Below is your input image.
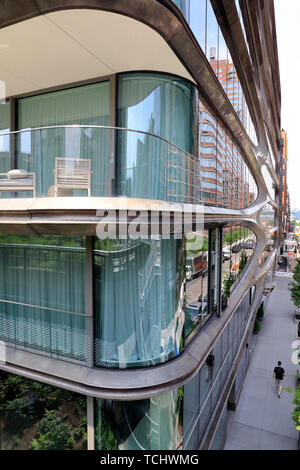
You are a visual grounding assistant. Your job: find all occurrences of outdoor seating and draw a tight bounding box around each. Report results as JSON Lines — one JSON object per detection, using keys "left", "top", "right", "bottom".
{"left": 0, "top": 170, "right": 36, "bottom": 197}
{"left": 53, "top": 158, "right": 92, "bottom": 197}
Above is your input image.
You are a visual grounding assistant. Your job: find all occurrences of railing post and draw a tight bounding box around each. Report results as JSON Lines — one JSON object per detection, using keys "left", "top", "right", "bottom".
{"left": 86, "top": 236, "right": 94, "bottom": 367}
{"left": 87, "top": 395, "right": 95, "bottom": 450}
{"left": 108, "top": 74, "right": 117, "bottom": 196}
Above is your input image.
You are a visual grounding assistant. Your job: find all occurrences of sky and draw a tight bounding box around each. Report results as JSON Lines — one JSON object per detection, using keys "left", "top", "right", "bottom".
{"left": 274, "top": 0, "right": 300, "bottom": 211}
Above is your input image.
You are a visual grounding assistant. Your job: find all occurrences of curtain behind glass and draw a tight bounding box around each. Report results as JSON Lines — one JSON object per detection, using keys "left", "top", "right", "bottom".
{"left": 17, "top": 82, "right": 110, "bottom": 196}
{"left": 94, "top": 238, "right": 184, "bottom": 368}
{"left": 0, "top": 236, "right": 86, "bottom": 361}
{"left": 118, "top": 73, "right": 196, "bottom": 202}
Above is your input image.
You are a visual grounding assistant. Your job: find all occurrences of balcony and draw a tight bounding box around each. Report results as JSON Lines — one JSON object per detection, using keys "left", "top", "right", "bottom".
{"left": 0, "top": 125, "right": 199, "bottom": 204}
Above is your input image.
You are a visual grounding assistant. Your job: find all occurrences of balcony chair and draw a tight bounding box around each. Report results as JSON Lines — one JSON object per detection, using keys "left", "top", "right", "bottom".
{"left": 53, "top": 157, "right": 92, "bottom": 197}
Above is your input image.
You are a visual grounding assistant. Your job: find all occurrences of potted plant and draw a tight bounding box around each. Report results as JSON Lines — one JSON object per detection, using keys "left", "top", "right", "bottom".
{"left": 257, "top": 304, "right": 264, "bottom": 321}
{"left": 253, "top": 318, "right": 260, "bottom": 334}
{"left": 289, "top": 260, "right": 300, "bottom": 320}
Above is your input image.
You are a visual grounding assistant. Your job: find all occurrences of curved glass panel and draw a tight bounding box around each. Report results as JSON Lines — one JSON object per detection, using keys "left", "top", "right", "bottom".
{"left": 94, "top": 237, "right": 185, "bottom": 368}
{"left": 0, "top": 123, "right": 257, "bottom": 207}
{"left": 95, "top": 388, "right": 183, "bottom": 450}
{"left": 118, "top": 73, "right": 196, "bottom": 202}
{"left": 0, "top": 71, "right": 257, "bottom": 207}
{"left": 118, "top": 73, "right": 196, "bottom": 153}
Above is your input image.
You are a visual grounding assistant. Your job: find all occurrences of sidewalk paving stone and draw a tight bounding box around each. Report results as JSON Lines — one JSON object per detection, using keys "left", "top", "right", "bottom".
{"left": 224, "top": 275, "right": 299, "bottom": 450}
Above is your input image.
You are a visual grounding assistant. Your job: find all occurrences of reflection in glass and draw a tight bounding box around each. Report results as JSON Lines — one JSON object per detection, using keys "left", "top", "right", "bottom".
{"left": 94, "top": 237, "right": 185, "bottom": 368}
{"left": 95, "top": 388, "right": 183, "bottom": 450}
{"left": 185, "top": 231, "right": 208, "bottom": 339}
{"left": 118, "top": 73, "right": 196, "bottom": 203}
{"left": 209, "top": 228, "right": 221, "bottom": 315}
{"left": 222, "top": 225, "right": 256, "bottom": 302}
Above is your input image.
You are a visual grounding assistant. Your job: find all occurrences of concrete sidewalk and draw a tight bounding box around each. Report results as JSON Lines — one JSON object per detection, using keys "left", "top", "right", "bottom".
{"left": 224, "top": 274, "right": 299, "bottom": 450}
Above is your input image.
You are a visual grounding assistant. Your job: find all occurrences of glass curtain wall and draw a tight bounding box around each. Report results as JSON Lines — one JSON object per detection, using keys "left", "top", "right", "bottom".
{"left": 0, "top": 235, "right": 87, "bottom": 361}
{"left": 95, "top": 388, "right": 183, "bottom": 450}
{"left": 94, "top": 237, "right": 185, "bottom": 368}
{"left": 17, "top": 81, "right": 110, "bottom": 197}
{"left": 117, "top": 73, "right": 197, "bottom": 202}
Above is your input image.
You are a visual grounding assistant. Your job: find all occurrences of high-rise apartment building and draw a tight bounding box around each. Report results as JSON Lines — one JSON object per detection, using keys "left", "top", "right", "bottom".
{"left": 0, "top": 0, "right": 281, "bottom": 450}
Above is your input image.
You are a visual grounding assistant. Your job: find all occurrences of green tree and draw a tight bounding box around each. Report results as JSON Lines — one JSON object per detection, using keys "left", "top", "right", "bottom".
{"left": 292, "top": 385, "right": 300, "bottom": 431}
{"left": 238, "top": 251, "right": 248, "bottom": 276}
{"left": 289, "top": 259, "right": 300, "bottom": 307}
{"left": 1, "top": 397, "right": 36, "bottom": 432}
{"left": 223, "top": 274, "right": 235, "bottom": 299}
{"left": 30, "top": 410, "right": 74, "bottom": 450}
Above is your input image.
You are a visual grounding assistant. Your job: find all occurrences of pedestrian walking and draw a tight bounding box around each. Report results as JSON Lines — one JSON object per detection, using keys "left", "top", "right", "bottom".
{"left": 298, "top": 322, "right": 300, "bottom": 339}
{"left": 273, "top": 361, "right": 285, "bottom": 398}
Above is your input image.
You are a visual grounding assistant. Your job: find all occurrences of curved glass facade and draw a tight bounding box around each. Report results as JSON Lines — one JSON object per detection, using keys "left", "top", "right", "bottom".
{"left": 0, "top": 71, "right": 257, "bottom": 209}
{"left": 95, "top": 388, "right": 183, "bottom": 450}
{"left": 118, "top": 73, "right": 196, "bottom": 202}
{"left": 93, "top": 287, "right": 253, "bottom": 450}
{"left": 94, "top": 237, "right": 185, "bottom": 368}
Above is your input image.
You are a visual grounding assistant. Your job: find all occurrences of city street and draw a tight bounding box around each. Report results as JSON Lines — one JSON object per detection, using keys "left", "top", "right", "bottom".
{"left": 224, "top": 273, "right": 299, "bottom": 450}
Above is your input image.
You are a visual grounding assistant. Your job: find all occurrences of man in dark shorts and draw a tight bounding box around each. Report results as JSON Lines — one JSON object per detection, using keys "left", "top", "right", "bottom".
{"left": 273, "top": 361, "right": 285, "bottom": 398}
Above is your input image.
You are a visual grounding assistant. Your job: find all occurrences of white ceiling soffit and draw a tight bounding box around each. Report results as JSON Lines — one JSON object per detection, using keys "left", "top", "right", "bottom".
{"left": 0, "top": 9, "right": 195, "bottom": 98}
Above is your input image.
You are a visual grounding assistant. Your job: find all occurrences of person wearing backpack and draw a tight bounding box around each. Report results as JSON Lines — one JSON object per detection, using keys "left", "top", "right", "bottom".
{"left": 273, "top": 361, "right": 285, "bottom": 398}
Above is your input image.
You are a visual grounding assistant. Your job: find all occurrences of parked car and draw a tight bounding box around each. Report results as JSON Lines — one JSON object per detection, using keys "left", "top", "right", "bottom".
{"left": 222, "top": 249, "right": 230, "bottom": 261}
{"left": 186, "top": 265, "right": 193, "bottom": 281}
{"left": 231, "top": 244, "right": 241, "bottom": 253}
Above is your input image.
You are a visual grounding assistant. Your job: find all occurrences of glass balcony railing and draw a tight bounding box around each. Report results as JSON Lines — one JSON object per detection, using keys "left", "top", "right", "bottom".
{"left": 0, "top": 125, "right": 200, "bottom": 204}
{"left": 0, "top": 125, "right": 257, "bottom": 208}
